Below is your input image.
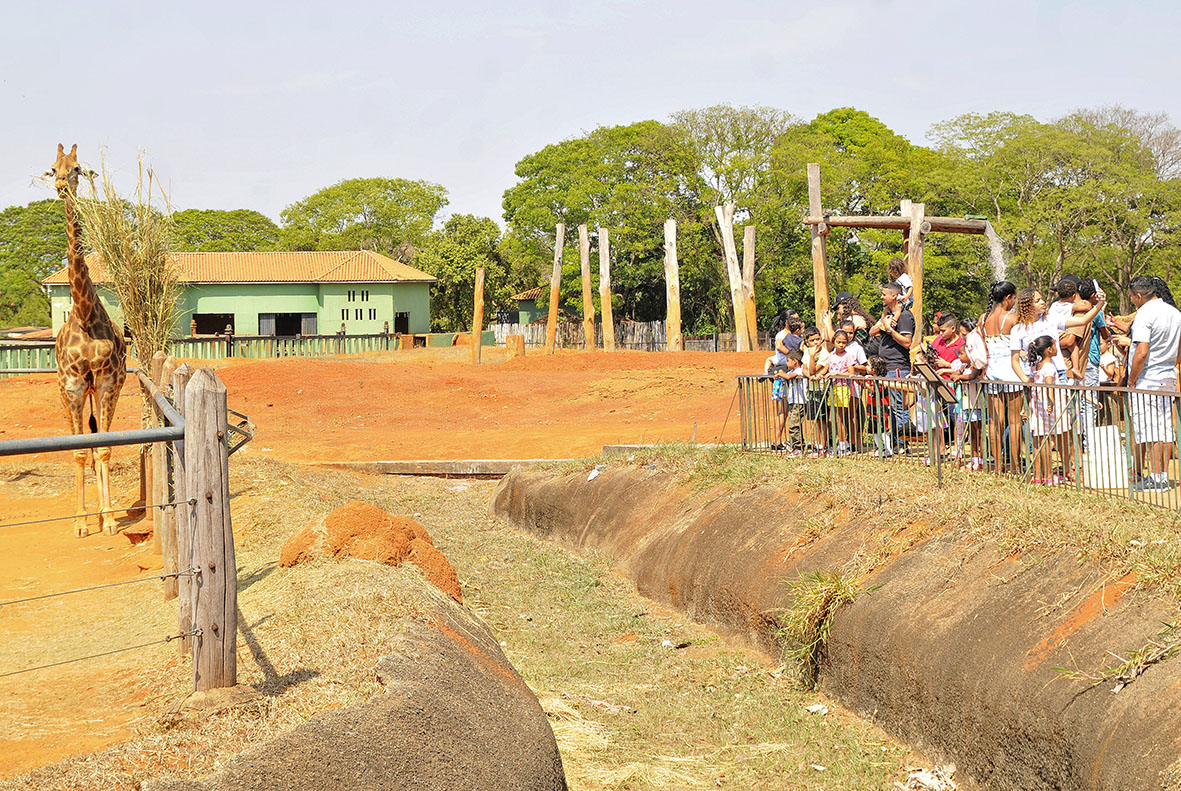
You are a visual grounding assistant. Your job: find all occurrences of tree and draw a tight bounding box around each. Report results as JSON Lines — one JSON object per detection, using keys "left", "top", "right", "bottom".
{"left": 0, "top": 199, "right": 67, "bottom": 325}
{"left": 280, "top": 178, "right": 448, "bottom": 261}
{"left": 172, "top": 209, "right": 280, "bottom": 252}
{"left": 415, "top": 214, "right": 507, "bottom": 332}
{"left": 502, "top": 120, "right": 721, "bottom": 325}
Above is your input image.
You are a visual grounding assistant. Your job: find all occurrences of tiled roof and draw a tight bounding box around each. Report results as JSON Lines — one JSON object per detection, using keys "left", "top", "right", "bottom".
{"left": 42, "top": 250, "right": 436, "bottom": 285}
{"left": 508, "top": 286, "right": 545, "bottom": 301}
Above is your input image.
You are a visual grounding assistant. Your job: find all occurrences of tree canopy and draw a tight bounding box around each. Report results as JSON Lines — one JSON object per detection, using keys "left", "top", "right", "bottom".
{"left": 172, "top": 209, "right": 279, "bottom": 252}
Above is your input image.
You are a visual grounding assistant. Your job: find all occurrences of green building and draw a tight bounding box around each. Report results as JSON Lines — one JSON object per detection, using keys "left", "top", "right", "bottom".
{"left": 503, "top": 286, "right": 544, "bottom": 324}
{"left": 43, "top": 250, "right": 435, "bottom": 337}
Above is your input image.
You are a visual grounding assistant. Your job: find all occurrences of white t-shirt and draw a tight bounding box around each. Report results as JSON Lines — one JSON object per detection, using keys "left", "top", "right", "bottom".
{"left": 1099, "top": 351, "right": 1119, "bottom": 383}
{"left": 1010, "top": 316, "right": 1068, "bottom": 375}
{"left": 845, "top": 340, "right": 867, "bottom": 367}
{"left": 1046, "top": 300, "right": 1074, "bottom": 329}
{"left": 772, "top": 329, "right": 789, "bottom": 365}
{"left": 1130, "top": 297, "right": 1181, "bottom": 384}
{"left": 896, "top": 273, "right": 914, "bottom": 305}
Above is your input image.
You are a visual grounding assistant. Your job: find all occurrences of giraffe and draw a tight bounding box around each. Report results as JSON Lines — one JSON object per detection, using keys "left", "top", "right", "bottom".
{"left": 45, "top": 144, "right": 127, "bottom": 537}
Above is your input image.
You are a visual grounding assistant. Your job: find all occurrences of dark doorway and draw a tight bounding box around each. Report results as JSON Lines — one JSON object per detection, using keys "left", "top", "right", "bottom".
{"left": 262, "top": 312, "right": 316, "bottom": 337}
{"left": 394, "top": 312, "right": 410, "bottom": 334}
{"left": 193, "top": 313, "right": 235, "bottom": 335}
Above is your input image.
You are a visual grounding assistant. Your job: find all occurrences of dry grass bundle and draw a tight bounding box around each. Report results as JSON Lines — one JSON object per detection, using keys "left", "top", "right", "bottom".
{"left": 75, "top": 154, "right": 180, "bottom": 362}
{"left": 776, "top": 570, "right": 863, "bottom": 690}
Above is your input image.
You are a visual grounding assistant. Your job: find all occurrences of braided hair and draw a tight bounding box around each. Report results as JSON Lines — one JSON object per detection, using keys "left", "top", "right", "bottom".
{"left": 1026, "top": 334, "right": 1055, "bottom": 370}
{"left": 983, "top": 280, "right": 1017, "bottom": 327}
{"left": 1150, "top": 276, "right": 1177, "bottom": 308}
{"left": 1015, "top": 287, "right": 1039, "bottom": 326}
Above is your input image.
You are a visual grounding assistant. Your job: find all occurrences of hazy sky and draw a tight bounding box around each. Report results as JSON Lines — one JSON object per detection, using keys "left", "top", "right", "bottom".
{"left": 2, "top": 0, "right": 1178, "bottom": 227}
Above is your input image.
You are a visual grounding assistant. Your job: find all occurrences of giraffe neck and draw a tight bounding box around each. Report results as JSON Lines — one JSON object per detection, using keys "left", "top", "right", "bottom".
{"left": 63, "top": 191, "right": 98, "bottom": 326}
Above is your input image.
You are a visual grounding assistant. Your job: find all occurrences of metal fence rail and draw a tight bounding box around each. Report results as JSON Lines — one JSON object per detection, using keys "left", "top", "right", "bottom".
{"left": 738, "top": 373, "right": 1181, "bottom": 510}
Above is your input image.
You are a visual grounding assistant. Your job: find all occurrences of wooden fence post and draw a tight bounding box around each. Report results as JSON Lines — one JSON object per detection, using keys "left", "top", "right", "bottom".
{"left": 172, "top": 363, "right": 194, "bottom": 653}
{"left": 715, "top": 204, "right": 750, "bottom": 352}
{"left": 742, "top": 225, "right": 758, "bottom": 350}
{"left": 598, "top": 227, "right": 615, "bottom": 352}
{"left": 578, "top": 224, "right": 595, "bottom": 350}
{"left": 186, "top": 369, "right": 237, "bottom": 691}
{"left": 544, "top": 223, "right": 565, "bottom": 354}
{"left": 664, "top": 219, "right": 683, "bottom": 351}
{"left": 472, "top": 267, "right": 485, "bottom": 365}
{"left": 807, "top": 163, "right": 830, "bottom": 325}
{"left": 907, "top": 202, "right": 927, "bottom": 345}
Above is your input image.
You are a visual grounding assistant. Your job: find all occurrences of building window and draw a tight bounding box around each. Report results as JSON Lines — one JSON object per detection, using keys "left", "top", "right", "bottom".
{"left": 341, "top": 309, "right": 347, "bottom": 321}
{"left": 362, "top": 289, "right": 369, "bottom": 301}
{"left": 354, "top": 308, "right": 362, "bottom": 320}
{"left": 368, "top": 308, "right": 376, "bottom": 320}
{"left": 347, "top": 289, "right": 356, "bottom": 302}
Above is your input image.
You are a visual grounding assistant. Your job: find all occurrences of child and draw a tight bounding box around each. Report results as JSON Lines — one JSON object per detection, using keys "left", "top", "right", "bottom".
{"left": 950, "top": 343, "right": 985, "bottom": 470}
{"left": 773, "top": 349, "right": 807, "bottom": 455}
{"left": 825, "top": 329, "right": 864, "bottom": 456}
{"left": 1027, "top": 335, "right": 1068, "bottom": 484}
{"left": 863, "top": 355, "right": 892, "bottom": 457}
{"left": 909, "top": 347, "right": 948, "bottom": 465}
{"left": 888, "top": 257, "right": 913, "bottom": 309}
{"left": 802, "top": 327, "right": 830, "bottom": 457}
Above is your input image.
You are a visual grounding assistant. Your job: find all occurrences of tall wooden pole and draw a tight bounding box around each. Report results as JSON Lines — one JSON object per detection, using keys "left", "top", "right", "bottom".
{"left": 599, "top": 227, "right": 615, "bottom": 352}
{"left": 150, "top": 351, "right": 168, "bottom": 556}
{"left": 907, "top": 202, "right": 927, "bottom": 345}
{"left": 715, "top": 204, "right": 750, "bottom": 352}
{"left": 544, "top": 223, "right": 565, "bottom": 354}
{"left": 742, "top": 225, "right": 758, "bottom": 350}
{"left": 578, "top": 224, "right": 595, "bottom": 350}
{"left": 187, "top": 369, "right": 236, "bottom": 691}
{"left": 807, "top": 164, "right": 830, "bottom": 324}
{"left": 664, "top": 219, "right": 683, "bottom": 351}
{"left": 471, "top": 266, "right": 485, "bottom": 364}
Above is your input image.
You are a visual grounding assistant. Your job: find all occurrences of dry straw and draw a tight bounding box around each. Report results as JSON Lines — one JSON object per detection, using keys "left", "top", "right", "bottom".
{"left": 75, "top": 153, "right": 180, "bottom": 363}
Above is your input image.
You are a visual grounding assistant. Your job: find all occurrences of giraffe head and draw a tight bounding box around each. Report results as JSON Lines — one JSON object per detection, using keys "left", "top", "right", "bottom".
{"left": 44, "top": 143, "right": 93, "bottom": 199}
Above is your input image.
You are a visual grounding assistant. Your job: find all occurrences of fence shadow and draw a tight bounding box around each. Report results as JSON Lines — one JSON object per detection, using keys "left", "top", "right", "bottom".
{"left": 238, "top": 607, "right": 320, "bottom": 697}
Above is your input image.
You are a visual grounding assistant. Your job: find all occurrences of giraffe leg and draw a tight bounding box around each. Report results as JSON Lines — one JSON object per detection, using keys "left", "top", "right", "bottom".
{"left": 58, "top": 376, "right": 89, "bottom": 538}
{"left": 96, "top": 382, "right": 121, "bottom": 535}
{"left": 73, "top": 450, "right": 89, "bottom": 538}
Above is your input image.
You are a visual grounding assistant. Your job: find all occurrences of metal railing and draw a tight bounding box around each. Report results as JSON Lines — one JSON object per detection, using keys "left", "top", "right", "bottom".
{"left": 738, "top": 373, "right": 1181, "bottom": 510}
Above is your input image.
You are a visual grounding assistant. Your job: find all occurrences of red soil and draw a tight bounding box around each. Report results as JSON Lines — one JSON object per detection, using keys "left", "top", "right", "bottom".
{"left": 280, "top": 500, "right": 462, "bottom": 602}
{"left": 0, "top": 345, "right": 762, "bottom": 776}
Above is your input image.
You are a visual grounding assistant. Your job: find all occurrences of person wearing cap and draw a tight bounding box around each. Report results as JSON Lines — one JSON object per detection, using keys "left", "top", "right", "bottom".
{"left": 870, "top": 282, "right": 915, "bottom": 453}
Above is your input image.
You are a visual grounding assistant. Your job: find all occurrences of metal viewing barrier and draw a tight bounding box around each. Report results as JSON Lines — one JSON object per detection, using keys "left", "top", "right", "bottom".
{"left": 737, "top": 373, "right": 1181, "bottom": 510}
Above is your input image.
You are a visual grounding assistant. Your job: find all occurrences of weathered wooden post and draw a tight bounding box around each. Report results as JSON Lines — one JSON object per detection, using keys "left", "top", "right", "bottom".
{"left": 907, "top": 202, "right": 927, "bottom": 344}
{"left": 664, "top": 219, "right": 683, "bottom": 351}
{"left": 172, "top": 363, "right": 194, "bottom": 653}
{"left": 186, "top": 369, "right": 237, "bottom": 690}
{"left": 471, "top": 267, "right": 485, "bottom": 365}
{"left": 544, "top": 223, "right": 565, "bottom": 354}
{"left": 742, "top": 225, "right": 758, "bottom": 350}
{"left": 506, "top": 334, "right": 526, "bottom": 360}
{"left": 807, "top": 163, "right": 830, "bottom": 324}
{"left": 150, "top": 351, "right": 168, "bottom": 556}
{"left": 715, "top": 204, "right": 749, "bottom": 352}
{"left": 598, "top": 227, "right": 615, "bottom": 352}
{"left": 578, "top": 225, "right": 596, "bottom": 350}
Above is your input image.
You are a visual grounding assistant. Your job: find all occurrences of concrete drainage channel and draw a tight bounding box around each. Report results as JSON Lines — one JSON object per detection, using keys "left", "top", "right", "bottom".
{"left": 491, "top": 463, "right": 1181, "bottom": 791}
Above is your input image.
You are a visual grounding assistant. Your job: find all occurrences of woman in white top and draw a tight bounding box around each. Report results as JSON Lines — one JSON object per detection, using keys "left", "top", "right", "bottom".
{"left": 980, "top": 281, "right": 1021, "bottom": 474}
{"left": 1008, "top": 287, "right": 1106, "bottom": 481}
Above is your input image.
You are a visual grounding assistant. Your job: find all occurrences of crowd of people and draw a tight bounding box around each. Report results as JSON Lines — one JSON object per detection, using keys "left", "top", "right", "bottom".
{"left": 761, "top": 256, "right": 1181, "bottom": 491}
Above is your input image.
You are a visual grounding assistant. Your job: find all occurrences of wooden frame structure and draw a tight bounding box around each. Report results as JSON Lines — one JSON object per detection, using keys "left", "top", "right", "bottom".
{"left": 804, "top": 163, "right": 988, "bottom": 343}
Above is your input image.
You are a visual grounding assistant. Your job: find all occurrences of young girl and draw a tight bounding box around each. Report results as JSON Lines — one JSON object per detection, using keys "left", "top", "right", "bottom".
{"left": 825, "top": 330, "right": 864, "bottom": 456}
{"left": 888, "top": 257, "right": 913, "bottom": 309}
{"left": 801, "top": 327, "right": 830, "bottom": 457}
{"left": 951, "top": 342, "right": 985, "bottom": 470}
{"left": 910, "top": 347, "right": 948, "bottom": 465}
{"left": 863, "top": 355, "right": 892, "bottom": 457}
{"left": 1027, "top": 335, "right": 1068, "bottom": 484}
{"left": 982, "top": 281, "right": 1022, "bottom": 474}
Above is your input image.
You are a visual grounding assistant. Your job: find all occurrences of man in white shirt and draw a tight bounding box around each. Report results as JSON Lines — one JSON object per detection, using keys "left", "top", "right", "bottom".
{"left": 1127, "top": 276, "right": 1181, "bottom": 491}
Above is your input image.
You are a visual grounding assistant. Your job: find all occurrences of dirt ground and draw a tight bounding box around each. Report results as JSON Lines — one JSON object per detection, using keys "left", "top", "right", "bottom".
{"left": 0, "top": 347, "right": 764, "bottom": 779}
{"left": 0, "top": 347, "right": 766, "bottom": 464}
